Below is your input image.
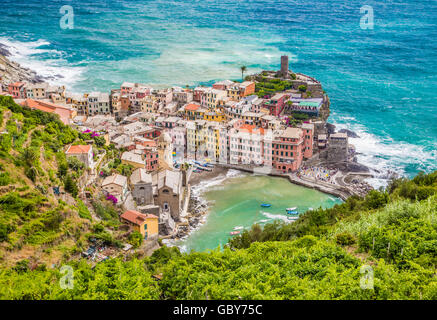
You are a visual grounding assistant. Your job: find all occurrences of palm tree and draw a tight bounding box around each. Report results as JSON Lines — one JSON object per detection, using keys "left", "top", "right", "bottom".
{"left": 240, "top": 66, "right": 247, "bottom": 81}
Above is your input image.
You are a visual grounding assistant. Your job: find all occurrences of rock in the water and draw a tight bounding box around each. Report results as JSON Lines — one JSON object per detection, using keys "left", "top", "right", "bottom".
{"left": 339, "top": 129, "right": 360, "bottom": 138}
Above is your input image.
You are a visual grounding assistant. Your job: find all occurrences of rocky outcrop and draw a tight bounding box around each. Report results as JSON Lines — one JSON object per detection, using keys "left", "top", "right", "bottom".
{"left": 0, "top": 52, "right": 45, "bottom": 87}
{"left": 339, "top": 128, "right": 360, "bottom": 138}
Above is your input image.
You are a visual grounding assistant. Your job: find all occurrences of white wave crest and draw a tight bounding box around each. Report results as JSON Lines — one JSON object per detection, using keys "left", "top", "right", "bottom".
{"left": 0, "top": 37, "right": 84, "bottom": 89}
{"left": 333, "top": 119, "right": 437, "bottom": 188}
{"left": 261, "top": 211, "right": 289, "bottom": 223}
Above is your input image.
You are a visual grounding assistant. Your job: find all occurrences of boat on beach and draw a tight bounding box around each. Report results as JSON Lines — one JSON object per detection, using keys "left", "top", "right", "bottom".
{"left": 194, "top": 164, "right": 212, "bottom": 172}
{"left": 230, "top": 231, "right": 240, "bottom": 236}
{"left": 287, "top": 216, "right": 299, "bottom": 221}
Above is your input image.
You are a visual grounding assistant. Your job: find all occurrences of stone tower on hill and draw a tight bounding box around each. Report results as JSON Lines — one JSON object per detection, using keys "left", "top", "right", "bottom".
{"left": 281, "top": 56, "right": 289, "bottom": 77}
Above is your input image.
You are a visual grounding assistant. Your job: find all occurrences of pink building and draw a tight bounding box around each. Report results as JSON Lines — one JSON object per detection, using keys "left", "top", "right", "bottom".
{"left": 301, "top": 123, "right": 314, "bottom": 159}
{"left": 144, "top": 148, "right": 159, "bottom": 172}
{"left": 272, "top": 127, "right": 304, "bottom": 173}
{"left": 121, "top": 82, "right": 135, "bottom": 95}
{"left": 263, "top": 93, "right": 288, "bottom": 117}
{"left": 8, "top": 82, "right": 26, "bottom": 98}
{"left": 193, "top": 87, "right": 207, "bottom": 102}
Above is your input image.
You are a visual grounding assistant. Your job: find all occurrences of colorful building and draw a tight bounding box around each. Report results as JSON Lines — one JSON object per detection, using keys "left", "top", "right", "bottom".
{"left": 102, "top": 174, "right": 128, "bottom": 201}
{"left": 22, "top": 99, "right": 76, "bottom": 125}
{"left": 120, "top": 210, "right": 159, "bottom": 239}
{"left": 144, "top": 147, "right": 159, "bottom": 172}
{"left": 8, "top": 82, "right": 26, "bottom": 98}
{"left": 121, "top": 151, "right": 145, "bottom": 169}
{"left": 65, "top": 144, "right": 95, "bottom": 168}
{"left": 272, "top": 127, "right": 304, "bottom": 173}
{"left": 263, "top": 93, "right": 288, "bottom": 117}
{"left": 301, "top": 123, "right": 314, "bottom": 159}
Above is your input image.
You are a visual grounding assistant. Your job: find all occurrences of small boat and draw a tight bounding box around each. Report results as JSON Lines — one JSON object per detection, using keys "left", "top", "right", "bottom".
{"left": 287, "top": 216, "right": 299, "bottom": 221}
{"left": 233, "top": 226, "right": 244, "bottom": 230}
{"left": 286, "top": 207, "right": 297, "bottom": 212}
{"left": 230, "top": 231, "right": 240, "bottom": 236}
{"left": 308, "top": 207, "right": 314, "bottom": 211}
{"left": 286, "top": 211, "right": 299, "bottom": 215}
{"left": 261, "top": 203, "right": 271, "bottom": 208}
{"left": 259, "top": 219, "right": 269, "bottom": 223}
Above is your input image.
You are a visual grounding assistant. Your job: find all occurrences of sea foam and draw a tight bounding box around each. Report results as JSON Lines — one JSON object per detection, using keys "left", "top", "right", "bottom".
{"left": 0, "top": 37, "right": 84, "bottom": 89}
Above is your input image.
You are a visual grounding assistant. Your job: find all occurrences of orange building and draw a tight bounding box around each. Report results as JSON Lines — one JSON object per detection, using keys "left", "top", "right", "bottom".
{"left": 21, "top": 98, "right": 76, "bottom": 125}
{"left": 120, "top": 210, "right": 159, "bottom": 240}
{"left": 239, "top": 81, "right": 255, "bottom": 97}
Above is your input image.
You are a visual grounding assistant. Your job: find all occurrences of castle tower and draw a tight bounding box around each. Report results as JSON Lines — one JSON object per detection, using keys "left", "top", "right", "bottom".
{"left": 280, "top": 55, "right": 289, "bottom": 77}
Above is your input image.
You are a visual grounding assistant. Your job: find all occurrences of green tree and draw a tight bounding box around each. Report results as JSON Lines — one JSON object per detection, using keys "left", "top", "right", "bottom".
{"left": 67, "top": 156, "right": 85, "bottom": 171}
{"left": 298, "top": 85, "right": 307, "bottom": 92}
{"left": 64, "top": 175, "right": 78, "bottom": 197}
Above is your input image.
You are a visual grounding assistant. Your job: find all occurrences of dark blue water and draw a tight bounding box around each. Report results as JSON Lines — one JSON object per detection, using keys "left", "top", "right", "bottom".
{"left": 1, "top": 0, "right": 436, "bottom": 183}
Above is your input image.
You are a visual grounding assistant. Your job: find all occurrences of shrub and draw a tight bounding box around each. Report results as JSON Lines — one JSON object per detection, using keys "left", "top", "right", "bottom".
{"left": 128, "top": 231, "right": 143, "bottom": 248}
{"left": 0, "top": 172, "right": 11, "bottom": 186}
{"left": 336, "top": 232, "right": 356, "bottom": 246}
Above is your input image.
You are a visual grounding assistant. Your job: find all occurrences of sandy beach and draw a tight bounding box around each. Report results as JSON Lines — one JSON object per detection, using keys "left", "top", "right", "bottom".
{"left": 189, "top": 165, "right": 229, "bottom": 186}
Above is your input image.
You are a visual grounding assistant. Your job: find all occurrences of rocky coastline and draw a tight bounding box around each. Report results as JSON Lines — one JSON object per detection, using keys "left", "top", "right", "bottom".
{"left": 0, "top": 44, "right": 56, "bottom": 86}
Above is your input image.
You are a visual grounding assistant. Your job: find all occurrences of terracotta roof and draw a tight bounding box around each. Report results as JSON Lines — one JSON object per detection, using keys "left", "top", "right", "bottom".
{"left": 185, "top": 103, "right": 200, "bottom": 111}
{"left": 22, "top": 99, "right": 55, "bottom": 113}
{"left": 23, "top": 98, "right": 72, "bottom": 111}
{"left": 239, "top": 124, "right": 264, "bottom": 135}
{"left": 10, "top": 82, "right": 25, "bottom": 87}
{"left": 120, "top": 210, "right": 158, "bottom": 226}
{"left": 66, "top": 145, "right": 91, "bottom": 154}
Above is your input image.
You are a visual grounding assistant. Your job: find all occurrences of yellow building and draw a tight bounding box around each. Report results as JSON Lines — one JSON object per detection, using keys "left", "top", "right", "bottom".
{"left": 204, "top": 88, "right": 227, "bottom": 110}
{"left": 206, "top": 122, "right": 222, "bottom": 161}
{"left": 203, "top": 111, "right": 226, "bottom": 122}
{"left": 121, "top": 151, "right": 146, "bottom": 169}
{"left": 226, "top": 86, "right": 241, "bottom": 101}
{"left": 184, "top": 103, "right": 206, "bottom": 120}
{"left": 120, "top": 210, "right": 159, "bottom": 239}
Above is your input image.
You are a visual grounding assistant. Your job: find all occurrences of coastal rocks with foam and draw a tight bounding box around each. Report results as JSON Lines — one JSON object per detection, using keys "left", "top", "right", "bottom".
{"left": 0, "top": 52, "right": 44, "bottom": 85}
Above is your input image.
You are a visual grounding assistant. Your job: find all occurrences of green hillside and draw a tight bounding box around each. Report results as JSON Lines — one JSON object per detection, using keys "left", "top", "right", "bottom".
{"left": 0, "top": 96, "right": 107, "bottom": 270}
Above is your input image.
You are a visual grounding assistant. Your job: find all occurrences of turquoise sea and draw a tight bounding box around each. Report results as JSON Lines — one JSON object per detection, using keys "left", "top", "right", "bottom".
{"left": 0, "top": 0, "right": 436, "bottom": 182}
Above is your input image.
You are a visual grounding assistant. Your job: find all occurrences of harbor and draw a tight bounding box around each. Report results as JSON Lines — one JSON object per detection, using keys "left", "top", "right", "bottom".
{"left": 171, "top": 170, "right": 342, "bottom": 252}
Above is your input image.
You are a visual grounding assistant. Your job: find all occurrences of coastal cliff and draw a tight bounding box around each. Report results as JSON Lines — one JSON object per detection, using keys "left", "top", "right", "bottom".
{"left": 0, "top": 46, "right": 43, "bottom": 85}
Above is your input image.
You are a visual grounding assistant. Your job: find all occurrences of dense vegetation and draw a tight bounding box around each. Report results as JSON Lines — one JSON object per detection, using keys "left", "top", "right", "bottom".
{"left": 255, "top": 77, "right": 295, "bottom": 98}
